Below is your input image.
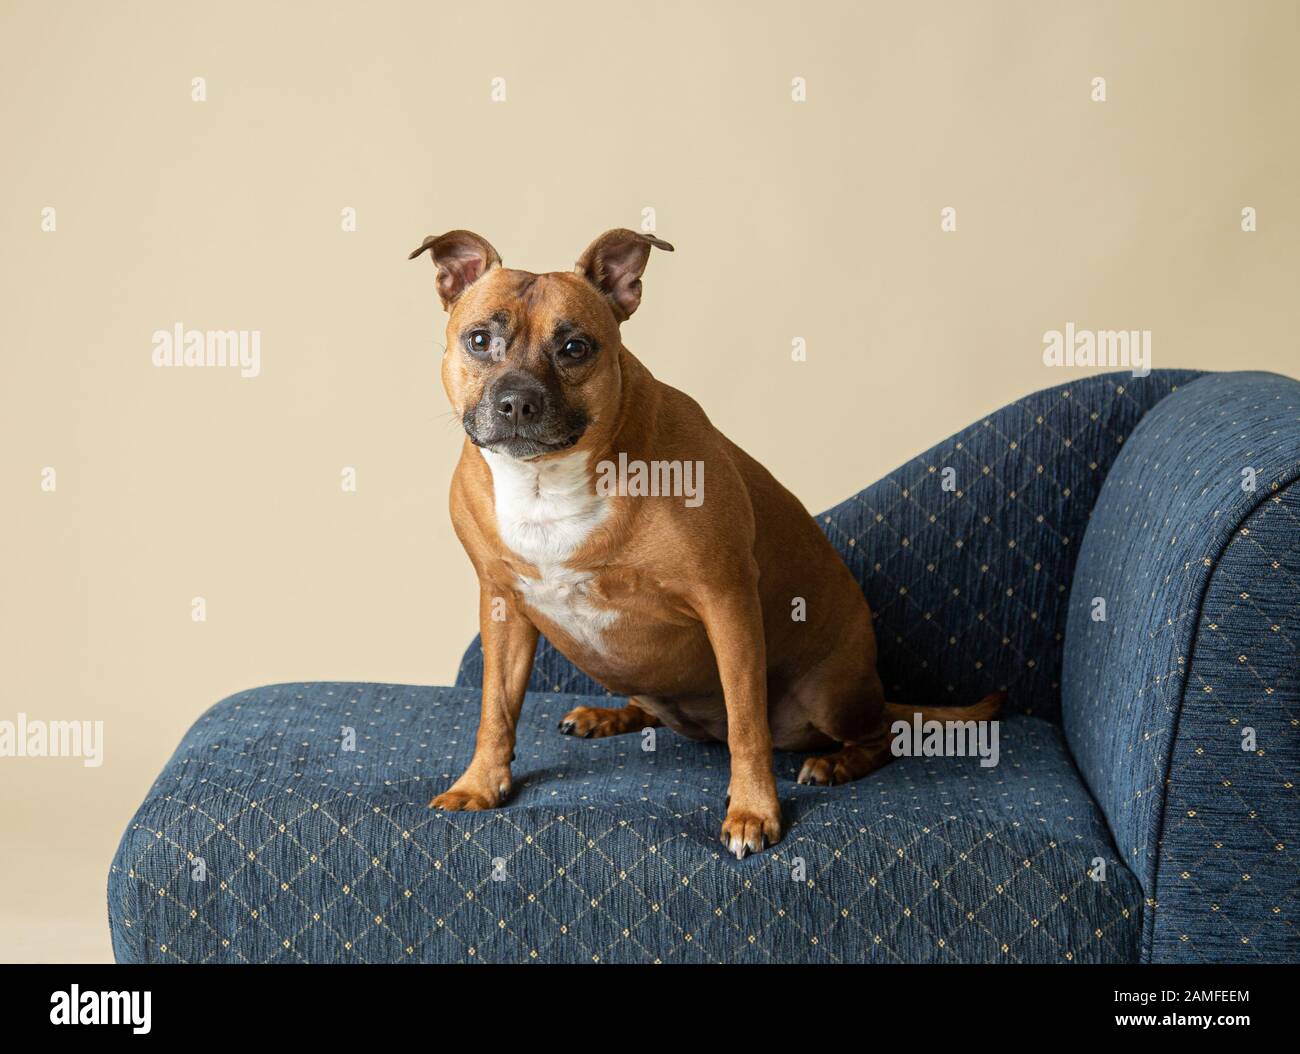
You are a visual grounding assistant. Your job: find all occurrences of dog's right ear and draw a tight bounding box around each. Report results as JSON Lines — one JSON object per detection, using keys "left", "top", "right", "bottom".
{"left": 408, "top": 230, "right": 502, "bottom": 309}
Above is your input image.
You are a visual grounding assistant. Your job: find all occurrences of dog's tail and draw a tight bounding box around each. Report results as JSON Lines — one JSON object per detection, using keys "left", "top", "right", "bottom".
{"left": 884, "top": 690, "right": 1005, "bottom": 724}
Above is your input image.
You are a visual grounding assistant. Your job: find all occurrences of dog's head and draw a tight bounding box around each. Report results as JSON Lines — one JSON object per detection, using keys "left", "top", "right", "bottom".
{"left": 411, "top": 228, "right": 673, "bottom": 461}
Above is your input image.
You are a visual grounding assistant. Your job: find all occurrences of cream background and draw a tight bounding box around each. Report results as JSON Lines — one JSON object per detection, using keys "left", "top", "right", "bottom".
{"left": 1, "top": 0, "right": 1296, "bottom": 962}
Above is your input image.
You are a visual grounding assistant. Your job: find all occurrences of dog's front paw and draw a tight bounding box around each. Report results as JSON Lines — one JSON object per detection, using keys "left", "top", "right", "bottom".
{"left": 429, "top": 770, "right": 510, "bottom": 811}
{"left": 720, "top": 801, "right": 782, "bottom": 859}
{"left": 429, "top": 788, "right": 496, "bottom": 811}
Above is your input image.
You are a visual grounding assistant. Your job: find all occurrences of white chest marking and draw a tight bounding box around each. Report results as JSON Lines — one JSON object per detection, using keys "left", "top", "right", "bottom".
{"left": 481, "top": 448, "right": 618, "bottom": 652}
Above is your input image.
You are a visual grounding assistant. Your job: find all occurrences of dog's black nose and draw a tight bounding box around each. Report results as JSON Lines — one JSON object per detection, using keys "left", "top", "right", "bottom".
{"left": 495, "top": 386, "right": 545, "bottom": 424}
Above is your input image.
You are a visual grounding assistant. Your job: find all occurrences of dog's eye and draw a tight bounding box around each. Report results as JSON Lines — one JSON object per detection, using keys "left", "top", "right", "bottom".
{"left": 466, "top": 330, "right": 492, "bottom": 357}
{"left": 559, "top": 338, "right": 590, "bottom": 363}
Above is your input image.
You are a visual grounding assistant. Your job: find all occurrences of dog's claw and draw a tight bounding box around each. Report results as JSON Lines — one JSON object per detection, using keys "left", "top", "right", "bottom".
{"left": 724, "top": 833, "right": 750, "bottom": 859}
{"left": 720, "top": 805, "right": 781, "bottom": 859}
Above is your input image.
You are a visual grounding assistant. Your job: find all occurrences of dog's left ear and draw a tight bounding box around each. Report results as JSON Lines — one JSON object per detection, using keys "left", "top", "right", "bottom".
{"left": 575, "top": 229, "right": 674, "bottom": 322}
{"left": 409, "top": 230, "right": 502, "bottom": 310}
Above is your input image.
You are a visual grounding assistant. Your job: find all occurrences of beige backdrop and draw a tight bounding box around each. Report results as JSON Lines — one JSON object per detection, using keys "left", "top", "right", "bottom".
{"left": 1, "top": 0, "right": 1296, "bottom": 963}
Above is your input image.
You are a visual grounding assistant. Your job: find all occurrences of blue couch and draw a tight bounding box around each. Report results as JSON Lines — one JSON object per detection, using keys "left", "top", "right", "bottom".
{"left": 108, "top": 370, "right": 1299, "bottom": 963}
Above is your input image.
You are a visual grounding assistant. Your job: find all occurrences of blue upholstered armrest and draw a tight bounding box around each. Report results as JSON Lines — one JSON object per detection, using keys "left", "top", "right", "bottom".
{"left": 1062, "top": 371, "right": 1300, "bottom": 962}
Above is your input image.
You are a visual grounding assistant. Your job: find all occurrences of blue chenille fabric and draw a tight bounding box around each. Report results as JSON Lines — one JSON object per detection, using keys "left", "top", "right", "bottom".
{"left": 1062, "top": 371, "right": 1300, "bottom": 963}
{"left": 108, "top": 682, "right": 1142, "bottom": 963}
{"left": 457, "top": 369, "right": 1205, "bottom": 718}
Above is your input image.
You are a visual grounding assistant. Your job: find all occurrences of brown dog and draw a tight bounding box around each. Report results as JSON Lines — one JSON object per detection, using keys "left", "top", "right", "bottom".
{"left": 411, "top": 228, "right": 1001, "bottom": 857}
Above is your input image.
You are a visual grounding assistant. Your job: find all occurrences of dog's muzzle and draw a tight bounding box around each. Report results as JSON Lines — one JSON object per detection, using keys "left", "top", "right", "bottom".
{"left": 464, "top": 374, "right": 587, "bottom": 459}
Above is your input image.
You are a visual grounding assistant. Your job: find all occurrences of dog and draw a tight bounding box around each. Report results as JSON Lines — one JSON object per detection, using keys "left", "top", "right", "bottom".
{"left": 411, "top": 228, "right": 1002, "bottom": 857}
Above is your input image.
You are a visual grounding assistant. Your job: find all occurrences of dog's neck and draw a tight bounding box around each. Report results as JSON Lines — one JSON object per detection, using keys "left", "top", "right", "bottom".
{"left": 481, "top": 445, "right": 607, "bottom": 563}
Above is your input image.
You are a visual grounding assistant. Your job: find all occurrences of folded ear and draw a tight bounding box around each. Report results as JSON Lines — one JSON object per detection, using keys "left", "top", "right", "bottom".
{"left": 408, "top": 230, "right": 502, "bottom": 309}
{"left": 575, "top": 229, "right": 674, "bottom": 322}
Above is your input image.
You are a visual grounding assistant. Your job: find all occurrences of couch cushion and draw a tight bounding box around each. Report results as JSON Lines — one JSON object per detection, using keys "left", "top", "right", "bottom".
{"left": 109, "top": 682, "right": 1142, "bottom": 963}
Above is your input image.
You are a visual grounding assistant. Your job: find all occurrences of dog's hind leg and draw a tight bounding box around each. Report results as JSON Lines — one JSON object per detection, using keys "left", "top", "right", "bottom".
{"left": 795, "top": 679, "right": 1006, "bottom": 786}
{"left": 558, "top": 697, "right": 662, "bottom": 739}
{"left": 780, "top": 653, "right": 894, "bottom": 785}
{"left": 797, "top": 732, "right": 896, "bottom": 786}
{"left": 793, "top": 670, "right": 896, "bottom": 786}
